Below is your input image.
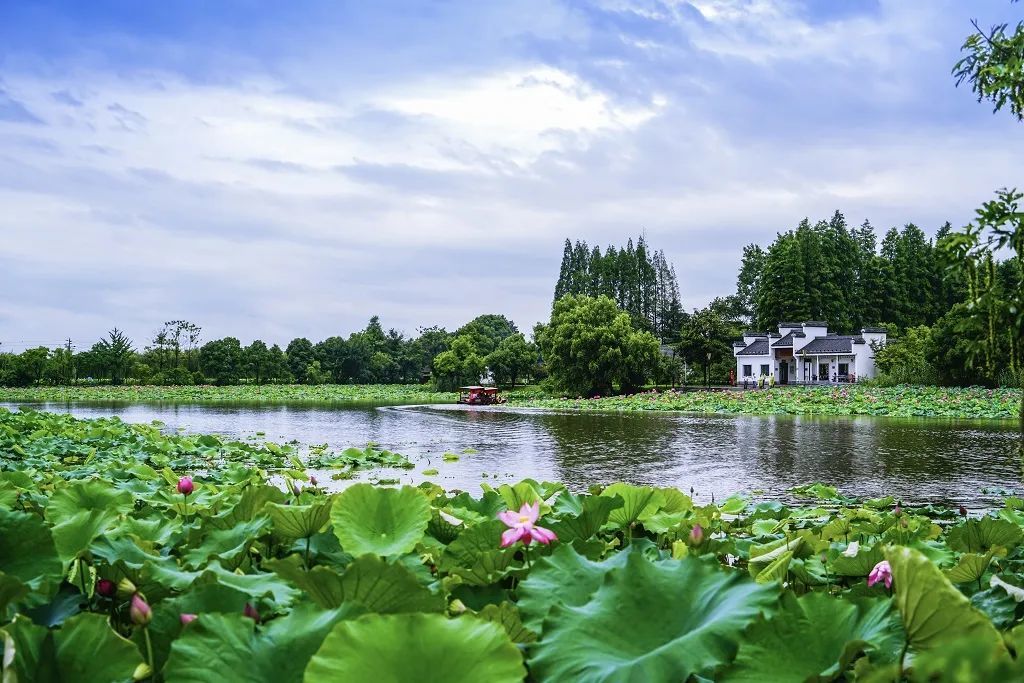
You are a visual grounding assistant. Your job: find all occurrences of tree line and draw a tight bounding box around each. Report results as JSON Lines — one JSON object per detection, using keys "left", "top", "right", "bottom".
{"left": 0, "top": 315, "right": 539, "bottom": 390}
{"left": 553, "top": 235, "right": 685, "bottom": 341}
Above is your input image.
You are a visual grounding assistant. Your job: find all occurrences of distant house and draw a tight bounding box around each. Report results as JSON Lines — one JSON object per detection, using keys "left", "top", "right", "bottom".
{"left": 733, "top": 322, "right": 887, "bottom": 384}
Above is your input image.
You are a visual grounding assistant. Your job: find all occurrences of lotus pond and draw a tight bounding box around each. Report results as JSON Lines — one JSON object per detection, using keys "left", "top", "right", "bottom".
{"left": 514, "top": 385, "right": 1023, "bottom": 421}
{"left": 4, "top": 407, "right": 1024, "bottom": 681}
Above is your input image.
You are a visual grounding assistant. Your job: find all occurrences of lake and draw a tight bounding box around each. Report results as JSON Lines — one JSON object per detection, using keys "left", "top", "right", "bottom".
{"left": 5, "top": 401, "right": 1021, "bottom": 508}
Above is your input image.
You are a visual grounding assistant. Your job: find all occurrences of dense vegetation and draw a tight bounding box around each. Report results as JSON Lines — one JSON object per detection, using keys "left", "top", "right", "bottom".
{"left": 0, "top": 384, "right": 455, "bottom": 406}
{"left": 514, "top": 385, "right": 1023, "bottom": 421}
{"left": 4, "top": 408, "right": 1024, "bottom": 681}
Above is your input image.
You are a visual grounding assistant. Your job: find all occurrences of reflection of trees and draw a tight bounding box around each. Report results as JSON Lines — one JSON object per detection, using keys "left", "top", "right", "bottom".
{"left": 540, "top": 411, "right": 681, "bottom": 489}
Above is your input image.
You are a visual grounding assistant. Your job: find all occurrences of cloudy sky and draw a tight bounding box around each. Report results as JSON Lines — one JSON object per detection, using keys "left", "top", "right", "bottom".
{"left": 1, "top": 0, "right": 1021, "bottom": 351}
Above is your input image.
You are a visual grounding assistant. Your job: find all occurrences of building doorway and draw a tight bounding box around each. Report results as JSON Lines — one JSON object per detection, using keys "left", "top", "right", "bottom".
{"left": 818, "top": 363, "right": 829, "bottom": 382}
{"left": 780, "top": 363, "right": 789, "bottom": 385}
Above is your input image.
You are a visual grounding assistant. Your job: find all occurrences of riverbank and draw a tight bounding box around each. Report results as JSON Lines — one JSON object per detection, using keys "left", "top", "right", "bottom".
{"left": 511, "top": 385, "right": 1023, "bottom": 420}
{"left": 0, "top": 383, "right": 1019, "bottom": 421}
{"left": 0, "top": 383, "right": 456, "bottom": 405}
{"left": 1, "top": 406, "right": 1022, "bottom": 681}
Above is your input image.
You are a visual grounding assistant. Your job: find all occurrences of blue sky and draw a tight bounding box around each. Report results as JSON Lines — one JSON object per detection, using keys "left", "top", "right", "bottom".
{"left": 1, "top": 0, "right": 1021, "bottom": 350}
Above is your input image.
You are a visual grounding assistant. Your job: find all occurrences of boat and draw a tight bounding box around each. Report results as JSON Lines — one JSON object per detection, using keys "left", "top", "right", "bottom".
{"left": 457, "top": 386, "right": 506, "bottom": 405}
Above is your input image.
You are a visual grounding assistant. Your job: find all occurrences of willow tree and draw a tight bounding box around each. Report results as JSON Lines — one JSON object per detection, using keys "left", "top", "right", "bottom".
{"left": 948, "top": 2, "right": 1024, "bottom": 450}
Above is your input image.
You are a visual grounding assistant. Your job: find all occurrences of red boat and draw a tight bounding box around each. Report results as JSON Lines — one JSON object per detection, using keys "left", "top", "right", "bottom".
{"left": 457, "top": 386, "right": 506, "bottom": 405}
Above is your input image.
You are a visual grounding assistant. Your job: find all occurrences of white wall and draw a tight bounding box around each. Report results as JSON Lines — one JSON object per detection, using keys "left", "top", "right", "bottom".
{"left": 737, "top": 354, "right": 773, "bottom": 381}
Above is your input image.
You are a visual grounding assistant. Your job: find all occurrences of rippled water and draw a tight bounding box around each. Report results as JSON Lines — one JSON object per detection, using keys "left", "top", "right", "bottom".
{"left": 7, "top": 401, "right": 1021, "bottom": 507}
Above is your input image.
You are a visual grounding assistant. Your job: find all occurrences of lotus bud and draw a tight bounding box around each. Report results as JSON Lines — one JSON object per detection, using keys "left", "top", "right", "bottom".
{"left": 129, "top": 594, "right": 152, "bottom": 626}
{"left": 959, "top": 505, "right": 968, "bottom": 517}
{"left": 133, "top": 663, "right": 153, "bottom": 681}
{"left": 309, "top": 475, "right": 318, "bottom": 487}
{"left": 689, "top": 524, "right": 704, "bottom": 546}
{"left": 117, "top": 578, "right": 138, "bottom": 598}
{"left": 291, "top": 483, "right": 301, "bottom": 497}
{"left": 95, "top": 578, "right": 116, "bottom": 598}
{"left": 893, "top": 502, "right": 902, "bottom": 517}
{"left": 177, "top": 476, "right": 194, "bottom": 496}
{"left": 449, "top": 599, "right": 467, "bottom": 614}
{"left": 243, "top": 602, "right": 260, "bottom": 623}
{"left": 180, "top": 613, "right": 198, "bottom": 625}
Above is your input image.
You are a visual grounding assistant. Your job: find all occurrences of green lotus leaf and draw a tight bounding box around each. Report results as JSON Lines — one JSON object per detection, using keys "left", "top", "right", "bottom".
{"left": 517, "top": 543, "right": 633, "bottom": 631}
{"left": 184, "top": 517, "right": 271, "bottom": 569}
{"left": 749, "top": 537, "right": 803, "bottom": 577}
{"left": 264, "top": 501, "right": 332, "bottom": 540}
{"left": 0, "top": 612, "right": 144, "bottom": 683}
{"left": 886, "top": 546, "right": 1005, "bottom": 655}
{"left": 754, "top": 550, "right": 793, "bottom": 584}
{"left": 211, "top": 485, "right": 287, "bottom": 529}
{"left": 475, "top": 601, "right": 537, "bottom": 643}
{"left": 0, "top": 572, "right": 30, "bottom": 615}
{"left": 723, "top": 593, "right": 902, "bottom": 682}
{"left": 142, "top": 583, "right": 252, "bottom": 673}
{"left": 0, "top": 507, "right": 63, "bottom": 590}
{"left": 550, "top": 494, "right": 623, "bottom": 542}
{"left": 439, "top": 519, "right": 518, "bottom": 585}
{"left": 165, "top": 604, "right": 359, "bottom": 683}
{"left": 304, "top": 613, "right": 525, "bottom": 683}
{"left": 528, "top": 552, "right": 778, "bottom": 681}
{"left": 489, "top": 480, "right": 544, "bottom": 511}
{"left": 944, "top": 550, "right": 996, "bottom": 584}
{"left": 600, "top": 483, "right": 666, "bottom": 528}
{"left": 331, "top": 484, "right": 430, "bottom": 557}
{"left": 44, "top": 480, "right": 133, "bottom": 562}
{"left": 947, "top": 517, "right": 1022, "bottom": 553}
{"left": 989, "top": 574, "right": 1024, "bottom": 602}
{"left": 829, "top": 543, "right": 885, "bottom": 577}
{"left": 267, "top": 553, "right": 444, "bottom": 613}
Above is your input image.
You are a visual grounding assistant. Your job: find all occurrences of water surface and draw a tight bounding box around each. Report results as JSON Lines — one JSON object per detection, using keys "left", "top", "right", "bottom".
{"left": 6, "top": 401, "right": 1020, "bottom": 508}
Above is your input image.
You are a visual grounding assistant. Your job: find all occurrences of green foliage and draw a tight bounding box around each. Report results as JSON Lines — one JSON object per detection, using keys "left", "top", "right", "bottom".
{"left": 512, "top": 384, "right": 1021, "bottom": 420}
{"left": 539, "top": 294, "right": 660, "bottom": 395}
{"left": 873, "top": 325, "right": 938, "bottom": 386}
{"left": 3, "top": 408, "right": 1024, "bottom": 681}
{"left": 484, "top": 333, "right": 537, "bottom": 388}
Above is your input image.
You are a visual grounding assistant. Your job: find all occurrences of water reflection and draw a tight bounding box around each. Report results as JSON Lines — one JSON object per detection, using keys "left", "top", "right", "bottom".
{"left": 3, "top": 401, "right": 1019, "bottom": 506}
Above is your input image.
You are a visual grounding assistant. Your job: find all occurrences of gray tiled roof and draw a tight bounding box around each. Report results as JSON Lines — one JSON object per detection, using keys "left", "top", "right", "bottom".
{"left": 861, "top": 327, "right": 888, "bottom": 334}
{"left": 802, "top": 321, "right": 829, "bottom": 327}
{"left": 737, "top": 339, "right": 770, "bottom": 355}
{"left": 778, "top": 322, "right": 804, "bottom": 329}
{"left": 771, "top": 332, "right": 796, "bottom": 347}
{"left": 733, "top": 341, "right": 747, "bottom": 347}
{"left": 799, "top": 336, "right": 853, "bottom": 354}
{"left": 741, "top": 331, "right": 769, "bottom": 337}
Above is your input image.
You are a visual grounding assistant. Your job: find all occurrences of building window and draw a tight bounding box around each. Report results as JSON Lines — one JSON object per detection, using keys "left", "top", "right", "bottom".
{"left": 760, "top": 364, "right": 770, "bottom": 376}
{"left": 838, "top": 363, "right": 849, "bottom": 376}
{"left": 742, "top": 364, "right": 752, "bottom": 377}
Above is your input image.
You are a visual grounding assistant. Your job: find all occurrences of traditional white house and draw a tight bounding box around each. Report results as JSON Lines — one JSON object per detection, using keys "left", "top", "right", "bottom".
{"left": 733, "top": 321, "right": 887, "bottom": 385}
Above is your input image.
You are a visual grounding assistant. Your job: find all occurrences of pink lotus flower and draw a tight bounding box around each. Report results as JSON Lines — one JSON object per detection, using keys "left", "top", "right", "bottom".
{"left": 690, "top": 524, "right": 704, "bottom": 545}
{"left": 177, "top": 476, "right": 194, "bottom": 496}
{"left": 130, "top": 594, "right": 152, "bottom": 626}
{"left": 868, "top": 560, "right": 893, "bottom": 589}
{"left": 180, "top": 613, "right": 198, "bottom": 625}
{"left": 497, "top": 502, "right": 557, "bottom": 548}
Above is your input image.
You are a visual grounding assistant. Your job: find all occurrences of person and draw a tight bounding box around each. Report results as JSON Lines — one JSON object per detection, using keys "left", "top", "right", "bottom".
{"left": 769, "top": 373, "right": 775, "bottom": 388}
{"left": 729, "top": 369, "right": 735, "bottom": 386}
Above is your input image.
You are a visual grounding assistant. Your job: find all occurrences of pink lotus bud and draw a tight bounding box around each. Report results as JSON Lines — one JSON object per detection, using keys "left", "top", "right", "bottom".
{"left": 177, "top": 476, "right": 194, "bottom": 496}
{"left": 291, "top": 483, "right": 301, "bottom": 497}
{"left": 959, "top": 505, "right": 968, "bottom": 517}
{"left": 309, "top": 475, "right": 318, "bottom": 487}
{"left": 130, "top": 594, "right": 152, "bottom": 626}
{"left": 180, "top": 613, "right": 198, "bottom": 625}
{"left": 893, "top": 502, "right": 902, "bottom": 517}
{"left": 95, "top": 578, "right": 116, "bottom": 598}
{"left": 243, "top": 603, "right": 260, "bottom": 623}
{"left": 690, "top": 524, "right": 704, "bottom": 545}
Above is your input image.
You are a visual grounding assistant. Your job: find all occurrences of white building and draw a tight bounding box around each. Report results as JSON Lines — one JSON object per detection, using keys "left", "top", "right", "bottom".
{"left": 733, "top": 321, "right": 887, "bottom": 385}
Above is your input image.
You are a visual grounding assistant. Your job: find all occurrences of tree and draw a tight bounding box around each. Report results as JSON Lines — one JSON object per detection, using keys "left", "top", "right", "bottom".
{"left": 286, "top": 338, "right": 316, "bottom": 384}
{"left": 455, "top": 315, "right": 518, "bottom": 358}
{"left": 873, "top": 326, "right": 937, "bottom": 385}
{"left": 315, "top": 336, "right": 349, "bottom": 383}
{"left": 947, "top": 2, "right": 1024, "bottom": 445}
{"left": 484, "top": 333, "right": 536, "bottom": 388}
{"left": 20, "top": 347, "right": 49, "bottom": 385}
{"left": 678, "top": 307, "right": 735, "bottom": 387}
{"left": 432, "top": 336, "right": 485, "bottom": 391}
{"left": 95, "top": 329, "right": 135, "bottom": 384}
{"left": 735, "top": 244, "right": 766, "bottom": 322}
{"left": 538, "top": 294, "right": 659, "bottom": 396}
{"left": 243, "top": 340, "right": 272, "bottom": 385}
{"left": 198, "top": 337, "right": 243, "bottom": 385}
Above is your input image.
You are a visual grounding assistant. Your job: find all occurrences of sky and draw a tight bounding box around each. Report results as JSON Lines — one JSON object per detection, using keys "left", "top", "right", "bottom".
{"left": 1, "top": 0, "right": 1022, "bottom": 351}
